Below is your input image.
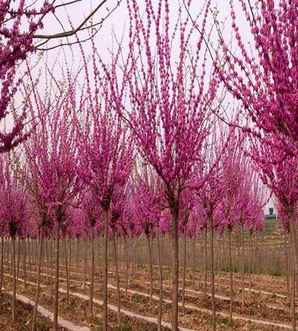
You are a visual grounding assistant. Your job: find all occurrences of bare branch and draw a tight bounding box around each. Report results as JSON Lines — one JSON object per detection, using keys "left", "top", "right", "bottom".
{"left": 33, "top": 0, "right": 109, "bottom": 40}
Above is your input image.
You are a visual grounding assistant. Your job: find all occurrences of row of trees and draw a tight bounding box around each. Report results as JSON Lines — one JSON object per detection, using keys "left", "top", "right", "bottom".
{"left": 0, "top": 0, "right": 298, "bottom": 330}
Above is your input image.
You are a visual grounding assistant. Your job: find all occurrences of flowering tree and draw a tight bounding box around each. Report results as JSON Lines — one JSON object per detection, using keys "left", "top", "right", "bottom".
{"left": 214, "top": 0, "right": 298, "bottom": 155}
{"left": 0, "top": 0, "right": 121, "bottom": 154}
{"left": 23, "top": 77, "right": 81, "bottom": 331}
{"left": 99, "top": 0, "right": 220, "bottom": 329}
{"left": 211, "top": 2, "right": 298, "bottom": 327}
{"left": 77, "top": 50, "right": 134, "bottom": 328}
{"left": 250, "top": 136, "right": 298, "bottom": 330}
{"left": 0, "top": 154, "right": 28, "bottom": 322}
{"left": 0, "top": 1, "right": 55, "bottom": 153}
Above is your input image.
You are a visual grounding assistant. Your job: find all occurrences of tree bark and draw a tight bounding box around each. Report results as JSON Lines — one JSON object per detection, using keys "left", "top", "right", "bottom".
{"left": 54, "top": 228, "right": 60, "bottom": 331}
{"left": 16, "top": 237, "right": 21, "bottom": 280}
{"left": 191, "top": 238, "right": 196, "bottom": 285}
{"left": 103, "top": 209, "right": 109, "bottom": 331}
{"left": 23, "top": 238, "right": 27, "bottom": 288}
{"left": 290, "top": 220, "right": 297, "bottom": 331}
{"left": 241, "top": 225, "right": 245, "bottom": 308}
{"left": 157, "top": 232, "right": 163, "bottom": 331}
{"left": 146, "top": 234, "right": 153, "bottom": 303}
{"left": 83, "top": 239, "right": 87, "bottom": 289}
{"left": 113, "top": 233, "right": 121, "bottom": 326}
{"left": 182, "top": 232, "right": 187, "bottom": 312}
{"left": 170, "top": 209, "right": 179, "bottom": 331}
{"left": 89, "top": 229, "right": 95, "bottom": 318}
{"left": 125, "top": 238, "right": 129, "bottom": 296}
{"left": 204, "top": 226, "right": 208, "bottom": 299}
{"left": 32, "top": 236, "right": 44, "bottom": 331}
{"left": 210, "top": 216, "right": 216, "bottom": 331}
{"left": 64, "top": 238, "right": 70, "bottom": 304}
{"left": 0, "top": 236, "right": 4, "bottom": 291}
{"left": 285, "top": 234, "right": 290, "bottom": 301}
{"left": 12, "top": 236, "right": 16, "bottom": 322}
{"left": 228, "top": 228, "right": 233, "bottom": 325}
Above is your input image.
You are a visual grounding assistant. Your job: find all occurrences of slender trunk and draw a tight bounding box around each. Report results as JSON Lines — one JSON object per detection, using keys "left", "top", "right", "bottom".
{"left": 44, "top": 239, "right": 48, "bottom": 265}
{"left": 249, "top": 232, "right": 253, "bottom": 290}
{"left": 89, "top": 229, "right": 95, "bottom": 318}
{"left": 83, "top": 239, "right": 87, "bottom": 289}
{"left": 133, "top": 239, "right": 138, "bottom": 273}
{"left": 32, "top": 236, "right": 44, "bottom": 331}
{"left": 54, "top": 228, "right": 60, "bottom": 331}
{"left": 228, "top": 228, "right": 233, "bottom": 325}
{"left": 12, "top": 236, "right": 16, "bottom": 322}
{"left": 182, "top": 232, "right": 187, "bottom": 312}
{"left": 64, "top": 238, "right": 70, "bottom": 304}
{"left": 9, "top": 238, "right": 12, "bottom": 274}
{"left": 210, "top": 217, "right": 216, "bottom": 331}
{"left": 125, "top": 238, "right": 129, "bottom": 296}
{"left": 0, "top": 237, "right": 4, "bottom": 291}
{"left": 76, "top": 238, "right": 79, "bottom": 266}
{"left": 103, "top": 209, "right": 109, "bottom": 331}
{"left": 191, "top": 238, "right": 196, "bottom": 285}
{"left": 146, "top": 234, "right": 153, "bottom": 302}
{"left": 28, "top": 239, "right": 32, "bottom": 274}
{"left": 204, "top": 226, "right": 208, "bottom": 299}
{"left": 241, "top": 225, "right": 245, "bottom": 308}
{"left": 51, "top": 239, "right": 55, "bottom": 297}
{"left": 68, "top": 238, "right": 72, "bottom": 267}
{"left": 113, "top": 233, "right": 121, "bottom": 326}
{"left": 16, "top": 238, "right": 21, "bottom": 280}
{"left": 285, "top": 234, "right": 290, "bottom": 300}
{"left": 290, "top": 220, "right": 297, "bottom": 331}
{"left": 23, "top": 238, "right": 27, "bottom": 288}
{"left": 170, "top": 209, "right": 179, "bottom": 331}
{"left": 157, "top": 232, "right": 163, "bottom": 331}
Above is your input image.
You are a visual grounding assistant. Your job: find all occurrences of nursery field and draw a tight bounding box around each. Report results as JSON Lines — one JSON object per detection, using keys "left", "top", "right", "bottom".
{"left": 0, "top": 222, "right": 296, "bottom": 331}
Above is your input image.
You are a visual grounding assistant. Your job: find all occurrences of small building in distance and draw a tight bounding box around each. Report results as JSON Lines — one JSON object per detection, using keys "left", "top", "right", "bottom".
{"left": 265, "top": 207, "right": 277, "bottom": 221}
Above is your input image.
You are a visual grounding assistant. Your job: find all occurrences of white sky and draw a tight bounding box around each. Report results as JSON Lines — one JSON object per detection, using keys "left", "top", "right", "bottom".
{"left": 35, "top": 0, "right": 249, "bottom": 63}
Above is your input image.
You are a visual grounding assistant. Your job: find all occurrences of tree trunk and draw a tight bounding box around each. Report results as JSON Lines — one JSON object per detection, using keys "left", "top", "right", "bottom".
{"left": 83, "top": 239, "right": 87, "bottom": 289}
{"left": 113, "top": 233, "right": 121, "bottom": 326}
{"left": 191, "top": 238, "right": 196, "bottom": 285}
{"left": 16, "top": 238, "right": 21, "bottom": 280}
{"left": 228, "top": 228, "right": 233, "bottom": 325}
{"left": 182, "top": 232, "right": 187, "bottom": 312}
{"left": 64, "top": 238, "right": 70, "bottom": 304}
{"left": 32, "top": 236, "right": 44, "bottom": 331}
{"left": 157, "top": 232, "right": 163, "bottom": 331}
{"left": 76, "top": 238, "right": 80, "bottom": 266}
{"left": 23, "top": 238, "right": 27, "bottom": 288}
{"left": 68, "top": 238, "right": 72, "bottom": 267}
{"left": 103, "top": 209, "right": 109, "bottom": 331}
{"left": 241, "top": 225, "right": 245, "bottom": 308}
{"left": 249, "top": 232, "right": 253, "bottom": 290}
{"left": 54, "top": 228, "right": 60, "bottom": 331}
{"left": 170, "top": 210, "right": 179, "bottom": 331}
{"left": 210, "top": 217, "right": 216, "bottom": 331}
{"left": 290, "top": 220, "right": 297, "bottom": 331}
{"left": 204, "top": 226, "right": 208, "bottom": 299}
{"left": 12, "top": 236, "right": 16, "bottom": 322}
{"left": 146, "top": 234, "right": 153, "bottom": 303}
{"left": 89, "top": 229, "right": 95, "bottom": 318}
{"left": 125, "top": 238, "right": 129, "bottom": 296}
{"left": 0, "top": 236, "right": 4, "bottom": 291}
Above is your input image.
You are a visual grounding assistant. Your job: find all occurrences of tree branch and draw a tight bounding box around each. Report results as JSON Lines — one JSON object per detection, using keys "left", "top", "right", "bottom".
{"left": 33, "top": 0, "right": 108, "bottom": 40}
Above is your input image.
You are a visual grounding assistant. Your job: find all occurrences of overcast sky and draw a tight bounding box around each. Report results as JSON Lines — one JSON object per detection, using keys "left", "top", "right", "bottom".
{"left": 36, "top": 0, "right": 251, "bottom": 62}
